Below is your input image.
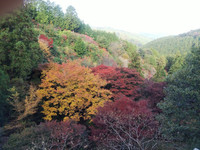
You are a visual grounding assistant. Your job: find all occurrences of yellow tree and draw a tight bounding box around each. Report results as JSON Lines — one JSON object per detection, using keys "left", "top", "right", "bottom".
{"left": 38, "top": 34, "right": 53, "bottom": 60}
{"left": 37, "top": 61, "right": 111, "bottom": 121}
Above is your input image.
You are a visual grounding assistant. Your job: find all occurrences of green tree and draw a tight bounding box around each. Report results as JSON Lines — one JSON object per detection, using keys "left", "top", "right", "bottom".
{"left": 65, "top": 6, "right": 81, "bottom": 32}
{"left": 0, "top": 8, "right": 43, "bottom": 79}
{"left": 168, "top": 52, "right": 185, "bottom": 74}
{"left": 35, "top": 1, "right": 49, "bottom": 24}
{"left": 158, "top": 47, "right": 200, "bottom": 146}
{"left": 153, "top": 56, "right": 167, "bottom": 81}
{"left": 0, "top": 69, "right": 10, "bottom": 126}
{"left": 52, "top": 5, "right": 65, "bottom": 29}
{"left": 143, "top": 49, "right": 158, "bottom": 68}
{"left": 126, "top": 42, "right": 142, "bottom": 73}
{"left": 25, "top": 0, "right": 38, "bottom": 20}
{"left": 128, "top": 52, "right": 142, "bottom": 73}
{"left": 139, "top": 48, "right": 145, "bottom": 58}
{"left": 28, "top": 0, "right": 65, "bottom": 29}
{"left": 165, "top": 55, "right": 175, "bottom": 72}
{"left": 78, "top": 23, "right": 93, "bottom": 35}
{"left": 74, "top": 38, "right": 88, "bottom": 57}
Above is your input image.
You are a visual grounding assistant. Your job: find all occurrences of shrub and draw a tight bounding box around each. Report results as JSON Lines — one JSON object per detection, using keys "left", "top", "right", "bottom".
{"left": 4, "top": 121, "right": 88, "bottom": 150}
{"left": 74, "top": 38, "right": 88, "bottom": 57}
{"left": 91, "top": 97, "right": 159, "bottom": 150}
{"left": 141, "top": 80, "right": 166, "bottom": 113}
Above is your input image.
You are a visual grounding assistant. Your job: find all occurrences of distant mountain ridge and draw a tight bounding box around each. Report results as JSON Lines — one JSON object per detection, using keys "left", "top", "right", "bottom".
{"left": 143, "top": 29, "right": 200, "bottom": 55}
{"left": 92, "top": 27, "right": 160, "bottom": 46}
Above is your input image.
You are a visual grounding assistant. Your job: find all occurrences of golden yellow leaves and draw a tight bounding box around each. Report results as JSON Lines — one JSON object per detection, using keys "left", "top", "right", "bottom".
{"left": 38, "top": 40, "right": 51, "bottom": 59}
{"left": 37, "top": 61, "right": 111, "bottom": 121}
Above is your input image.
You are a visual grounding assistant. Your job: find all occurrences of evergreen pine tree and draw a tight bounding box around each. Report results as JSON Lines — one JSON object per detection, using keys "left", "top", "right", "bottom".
{"left": 158, "top": 47, "right": 200, "bottom": 146}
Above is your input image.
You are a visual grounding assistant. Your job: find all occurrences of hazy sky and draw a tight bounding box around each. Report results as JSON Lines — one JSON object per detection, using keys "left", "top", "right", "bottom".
{"left": 50, "top": 0, "right": 200, "bottom": 36}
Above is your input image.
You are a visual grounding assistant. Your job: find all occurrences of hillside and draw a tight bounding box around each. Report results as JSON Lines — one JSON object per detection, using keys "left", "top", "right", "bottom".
{"left": 143, "top": 29, "right": 200, "bottom": 55}
{"left": 1, "top": 1, "right": 200, "bottom": 149}
{"left": 93, "top": 27, "right": 155, "bottom": 46}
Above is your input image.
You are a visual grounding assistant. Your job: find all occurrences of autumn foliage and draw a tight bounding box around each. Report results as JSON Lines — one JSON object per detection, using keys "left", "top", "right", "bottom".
{"left": 91, "top": 96, "right": 158, "bottom": 150}
{"left": 39, "top": 34, "right": 53, "bottom": 48}
{"left": 38, "top": 34, "right": 54, "bottom": 60}
{"left": 3, "top": 120, "right": 88, "bottom": 150}
{"left": 32, "top": 121, "right": 87, "bottom": 150}
{"left": 92, "top": 65, "right": 143, "bottom": 100}
{"left": 37, "top": 61, "right": 111, "bottom": 121}
{"left": 141, "top": 80, "right": 166, "bottom": 113}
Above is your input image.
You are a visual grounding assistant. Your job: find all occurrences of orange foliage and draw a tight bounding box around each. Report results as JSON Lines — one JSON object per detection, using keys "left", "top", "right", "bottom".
{"left": 37, "top": 61, "right": 111, "bottom": 121}
{"left": 38, "top": 40, "right": 51, "bottom": 61}
{"left": 38, "top": 34, "right": 53, "bottom": 60}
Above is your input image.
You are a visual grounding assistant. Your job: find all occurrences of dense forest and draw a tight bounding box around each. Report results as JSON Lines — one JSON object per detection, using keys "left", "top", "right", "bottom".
{"left": 143, "top": 29, "right": 200, "bottom": 55}
{"left": 93, "top": 27, "right": 155, "bottom": 46}
{"left": 0, "top": 0, "right": 200, "bottom": 150}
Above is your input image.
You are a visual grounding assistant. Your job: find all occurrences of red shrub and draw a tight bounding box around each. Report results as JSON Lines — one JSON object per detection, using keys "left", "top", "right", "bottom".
{"left": 141, "top": 80, "right": 166, "bottom": 113}
{"left": 91, "top": 97, "right": 159, "bottom": 150}
{"left": 32, "top": 121, "right": 87, "bottom": 149}
{"left": 39, "top": 34, "right": 53, "bottom": 48}
{"left": 92, "top": 65, "right": 144, "bottom": 100}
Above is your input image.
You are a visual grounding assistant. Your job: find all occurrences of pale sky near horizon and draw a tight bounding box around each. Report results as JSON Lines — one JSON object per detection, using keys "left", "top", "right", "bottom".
{"left": 50, "top": 0, "right": 200, "bottom": 36}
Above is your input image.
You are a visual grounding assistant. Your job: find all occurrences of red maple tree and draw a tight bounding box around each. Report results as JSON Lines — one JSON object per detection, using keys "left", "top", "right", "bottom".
{"left": 141, "top": 80, "right": 166, "bottom": 113}
{"left": 92, "top": 65, "right": 144, "bottom": 100}
{"left": 32, "top": 120, "right": 87, "bottom": 149}
{"left": 91, "top": 96, "right": 159, "bottom": 150}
